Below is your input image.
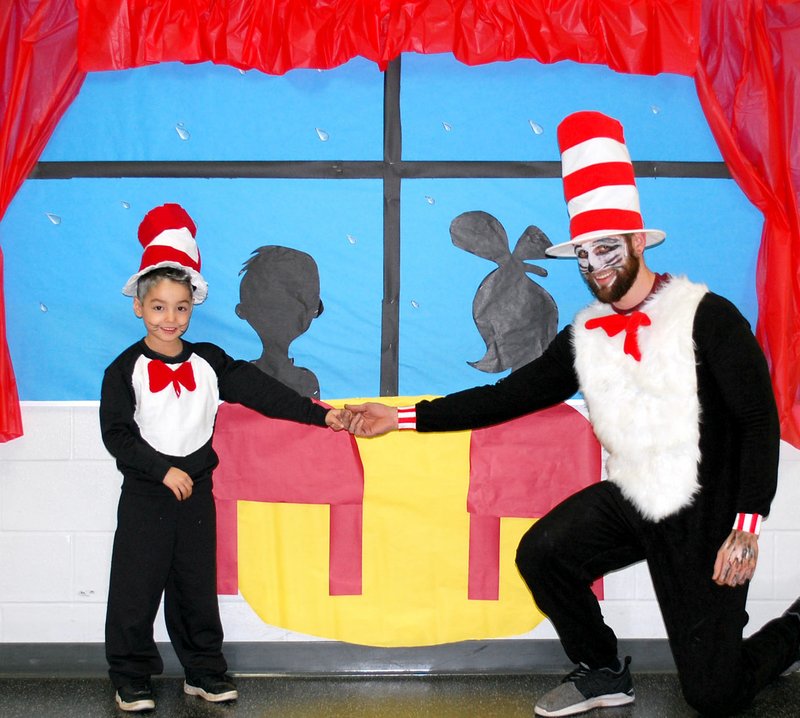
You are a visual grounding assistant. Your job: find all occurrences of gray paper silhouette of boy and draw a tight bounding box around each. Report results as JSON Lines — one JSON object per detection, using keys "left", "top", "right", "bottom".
{"left": 236, "top": 246, "right": 323, "bottom": 399}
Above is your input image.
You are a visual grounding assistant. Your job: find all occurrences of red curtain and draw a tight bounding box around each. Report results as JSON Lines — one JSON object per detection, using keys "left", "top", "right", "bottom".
{"left": 75, "top": 0, "right": 699, "bottom": 75}
{"left": 0, "top": 0, "right": 85, "bottom": 441}
{"left": 2, "top": 0, "right": 799, "bottom": 449}
{"left": 695, "top": 0, "right": 800, "bottom": 447}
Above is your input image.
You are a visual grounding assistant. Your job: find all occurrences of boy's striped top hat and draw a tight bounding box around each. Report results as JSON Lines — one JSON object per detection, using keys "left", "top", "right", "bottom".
{"left": 545, "top": 110, "right": 666, "bottom": 258}
{"left": 122, "top": 203, "right": 208, "bottom": 303}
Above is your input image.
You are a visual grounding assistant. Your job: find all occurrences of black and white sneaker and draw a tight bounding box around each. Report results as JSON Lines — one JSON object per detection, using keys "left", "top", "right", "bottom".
{"left": 115, "top": 679, "right": 155, "bottom": 712}
{"left": 184, "top": 673, "right": 239, "bottom": 702}
{"left": 535, "top": 656, "right": 634, "bottom": 717}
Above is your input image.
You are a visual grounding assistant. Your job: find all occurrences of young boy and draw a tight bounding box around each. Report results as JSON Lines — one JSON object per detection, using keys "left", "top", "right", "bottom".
{"left": 100, "top": 203, "right": 350, "bottom": 712}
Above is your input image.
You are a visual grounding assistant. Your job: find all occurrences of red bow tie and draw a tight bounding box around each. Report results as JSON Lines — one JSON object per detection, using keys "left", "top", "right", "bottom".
{"left": 584, "top": 311, "right": 651, "bottom": 362}
{"left": 148, "top": 359, "right": 196, "bottom": 397}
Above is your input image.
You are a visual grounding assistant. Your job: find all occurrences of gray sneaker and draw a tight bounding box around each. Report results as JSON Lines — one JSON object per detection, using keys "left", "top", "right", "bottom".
{"left": 535, "top": 656, "right": 634, "bottom": 717}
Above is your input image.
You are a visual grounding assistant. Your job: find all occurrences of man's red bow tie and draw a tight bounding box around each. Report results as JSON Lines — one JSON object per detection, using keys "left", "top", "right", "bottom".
{"left": 148, "top": 359, "right": 196, "bottom": 396}
{"left": 584, "top": 311, "right": 651, "bottom": 362}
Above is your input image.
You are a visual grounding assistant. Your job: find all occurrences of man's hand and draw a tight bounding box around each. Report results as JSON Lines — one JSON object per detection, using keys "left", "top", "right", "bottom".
{"left": 163, "top": 467, "right": 193, "bottom": 501}
{"left": 325, "top": 408, "right": 352, "bottom": 431}
{"left": 344, "top": 402, "right": 398, "bottom": 437}
{"left": 712, "top": 529, "right": 759, "bottom": 587}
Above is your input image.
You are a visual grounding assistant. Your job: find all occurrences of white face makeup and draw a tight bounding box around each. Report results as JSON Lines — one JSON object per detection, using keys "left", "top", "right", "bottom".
{"left": 575, "top": 235, "right": 639, "bottom": 304}
{"left": 575, "top": 236, "right": 629, "bottom": 276}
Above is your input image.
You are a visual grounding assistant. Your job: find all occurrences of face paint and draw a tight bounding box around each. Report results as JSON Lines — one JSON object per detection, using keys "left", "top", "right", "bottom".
{"left": 575, "top": 235, "right": 640, "bottom": 304}
{"left": 575, "top": 236, "right": 628, "bottom": 275}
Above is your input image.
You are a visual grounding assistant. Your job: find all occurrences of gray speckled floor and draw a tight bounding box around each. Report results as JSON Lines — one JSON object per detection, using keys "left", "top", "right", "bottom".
{"left": 1, "top": 673, "right": 798, "bottom": 718}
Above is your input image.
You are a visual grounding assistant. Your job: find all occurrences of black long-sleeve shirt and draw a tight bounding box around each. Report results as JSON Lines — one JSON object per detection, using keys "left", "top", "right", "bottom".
{"left": 414, "top": 292, "right": 779, "bottom": 521}
{"left": 100, "top": 339, "right": 329, "bottom": 494}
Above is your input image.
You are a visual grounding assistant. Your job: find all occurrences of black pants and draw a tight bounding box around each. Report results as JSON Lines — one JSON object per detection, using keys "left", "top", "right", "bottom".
{"left": 516, "top": 481, "right": 799, "bottom": 717}
{"left": 105, "top": 483, "right": 227, "bottom": 687}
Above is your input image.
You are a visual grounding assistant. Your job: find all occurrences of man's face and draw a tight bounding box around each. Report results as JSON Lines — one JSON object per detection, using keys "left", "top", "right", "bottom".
{"left": 575, "top": 235, "right": 639, "bottom": 304}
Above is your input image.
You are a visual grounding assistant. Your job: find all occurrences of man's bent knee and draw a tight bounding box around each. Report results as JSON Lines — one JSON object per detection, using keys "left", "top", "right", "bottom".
{"left": 516, "top": 521, "right": 561, "bottom": 580}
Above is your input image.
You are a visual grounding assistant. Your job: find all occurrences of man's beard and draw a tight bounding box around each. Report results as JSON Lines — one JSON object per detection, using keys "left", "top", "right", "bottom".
{"left": 583, "top": 252, "right": 640, "bottom": 304}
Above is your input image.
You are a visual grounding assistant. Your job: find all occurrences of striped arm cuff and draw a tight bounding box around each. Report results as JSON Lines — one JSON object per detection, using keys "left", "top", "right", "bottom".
{"left": 397, "top": 405, "right": 417, "bottom": 431}
{"left": 733, "top": 513, "right": 762, "bottom": 535}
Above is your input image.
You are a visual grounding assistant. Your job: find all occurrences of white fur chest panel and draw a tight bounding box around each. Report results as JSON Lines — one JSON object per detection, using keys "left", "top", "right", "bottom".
{"left": 132, "top": 353, "right": 220, "bottom": 457}
{"left": 573, "top": 277, "right": 708, "bottom": 521}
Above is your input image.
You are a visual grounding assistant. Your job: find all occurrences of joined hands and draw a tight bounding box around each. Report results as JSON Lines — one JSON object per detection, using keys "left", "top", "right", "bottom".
{"left": 324, "top": 403, "right": 402, "bottom": 436}
{"left": 344, "top": 402, "right": 398, "bottom": 437}
{"left": 324, "top": 408, "right": 352, "bottom": 431}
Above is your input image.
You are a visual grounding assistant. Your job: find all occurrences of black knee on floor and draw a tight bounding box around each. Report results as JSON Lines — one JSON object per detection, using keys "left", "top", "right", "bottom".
{"left": 681, "top": 680, "right": 749, "bottom": 718}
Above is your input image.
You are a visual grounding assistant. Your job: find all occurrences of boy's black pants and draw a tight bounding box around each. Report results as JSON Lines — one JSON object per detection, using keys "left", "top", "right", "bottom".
{"left": 105, "top": 482, "right": 227, "bottom": 687}
{"left": 516, "top": 481, "right": 800, "bottom": 717}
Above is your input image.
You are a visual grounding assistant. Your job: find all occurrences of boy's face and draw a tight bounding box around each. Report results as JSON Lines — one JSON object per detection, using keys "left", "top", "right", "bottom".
{"left": 133, "top": 278, "right": 193, "bottom": 356}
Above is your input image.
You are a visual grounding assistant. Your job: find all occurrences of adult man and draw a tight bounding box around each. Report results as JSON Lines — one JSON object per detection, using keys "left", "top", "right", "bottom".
{"left": 347, "top": 111, "right": 800, "bottom": 716}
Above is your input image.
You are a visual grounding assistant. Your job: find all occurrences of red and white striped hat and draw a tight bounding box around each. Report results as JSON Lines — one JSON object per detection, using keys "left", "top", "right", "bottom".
{"left": 545, "top": 111, "right": 665, "bottom": 258}
{"left": 122, "top": 203, "right": 208, "bottom": 303}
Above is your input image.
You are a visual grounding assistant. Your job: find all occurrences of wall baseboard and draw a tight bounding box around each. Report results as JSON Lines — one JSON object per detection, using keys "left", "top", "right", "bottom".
{"left": 0, "top": 639, "right": 675, "bottom": 678}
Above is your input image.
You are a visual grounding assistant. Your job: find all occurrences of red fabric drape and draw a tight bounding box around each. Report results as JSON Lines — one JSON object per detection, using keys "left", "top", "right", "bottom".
{"left": 0, "top": 245, "right": 20, "bottom": 441}
{"left": 0, "top": 0, "right": 85, "bottom": 441}
{"left": 74, "top": 0, "right": 700, "bottom": 76}
{"left": 695, "top": 0, "right": 800, "bottom": 447}
{"left": 0, "top": 0, "right": 85, "bottom": 220}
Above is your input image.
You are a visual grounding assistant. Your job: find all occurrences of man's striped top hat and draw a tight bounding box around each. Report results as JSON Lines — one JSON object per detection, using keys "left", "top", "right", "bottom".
{"left": 546, "top": 110, "right": 666, "bottom": 258}
{"left": 122, "top": 203, "right": 208, "bottom": 303}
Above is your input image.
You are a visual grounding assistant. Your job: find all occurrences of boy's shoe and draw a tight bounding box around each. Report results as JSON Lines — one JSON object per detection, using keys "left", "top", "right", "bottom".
{"left": 115, "top": 680, "right": 155, "bottom": 712}
{"left": 184, "top": 673, "right": 239, "bottom": 703}
{"left": 534, "top": 656, "right": 634, "bottom": 717}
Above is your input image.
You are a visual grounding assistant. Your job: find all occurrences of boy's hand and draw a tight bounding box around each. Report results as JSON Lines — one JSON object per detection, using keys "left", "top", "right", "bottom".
{"left": 325, "top": 408, "right": 353, "bottom": 431}
{"left": 344, "top": 403, "right": 398, "bottom": 437}
{"left": 163, "top": 467, "right": 193, "bottom": 500}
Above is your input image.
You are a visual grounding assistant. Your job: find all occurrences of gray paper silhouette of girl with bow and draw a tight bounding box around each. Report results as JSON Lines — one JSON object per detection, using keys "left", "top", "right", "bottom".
{"left": 450, "top": 211, "right": 558, "bottom": 372}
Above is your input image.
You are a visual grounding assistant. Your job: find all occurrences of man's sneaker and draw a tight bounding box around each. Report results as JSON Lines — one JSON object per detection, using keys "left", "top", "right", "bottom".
{"left": 115, "top": 679, "right": 155, "bottom": 712}
{"left": 184, "top": 673, "right": 239, "bottom": 703}
{"left": 534, "top": 656, "right": 634, "bottom": 717}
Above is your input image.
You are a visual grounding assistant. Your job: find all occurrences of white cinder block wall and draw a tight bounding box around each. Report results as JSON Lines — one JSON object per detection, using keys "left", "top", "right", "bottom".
{"left": 1, "top": 403, "right": 799, "bottom": 644}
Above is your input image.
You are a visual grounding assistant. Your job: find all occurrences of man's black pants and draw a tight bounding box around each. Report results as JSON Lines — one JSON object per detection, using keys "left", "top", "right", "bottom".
{"left": 516, "top": 481, "right": 799, "bottom": 717}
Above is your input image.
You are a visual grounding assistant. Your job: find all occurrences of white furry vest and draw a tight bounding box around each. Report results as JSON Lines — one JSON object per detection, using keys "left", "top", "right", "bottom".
{"left": 573, "top": 276, "right": 708, "bottom": 521}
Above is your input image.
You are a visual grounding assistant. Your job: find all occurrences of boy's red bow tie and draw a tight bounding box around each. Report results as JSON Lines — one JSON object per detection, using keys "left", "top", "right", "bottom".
{"left": 585, "top": 311, "right": 651, "bottom": 362}
{"left": 148, "top": 359, "right": 196, "bottom": 396}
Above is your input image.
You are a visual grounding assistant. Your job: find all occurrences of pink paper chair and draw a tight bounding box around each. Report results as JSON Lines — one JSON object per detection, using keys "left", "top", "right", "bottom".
{"left": 212, "top": 402, "right": 364, "bottom": 596}
{"left": 466, "top": 402, "right": 603, "bottom": 600}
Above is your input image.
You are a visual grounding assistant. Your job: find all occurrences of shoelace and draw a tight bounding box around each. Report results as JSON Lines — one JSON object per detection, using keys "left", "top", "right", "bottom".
{"left": 563, "top": 656, "right": 631, "bottom": 684}
{"left": 563, "top": 662, "right": 592, "bottom": 684}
